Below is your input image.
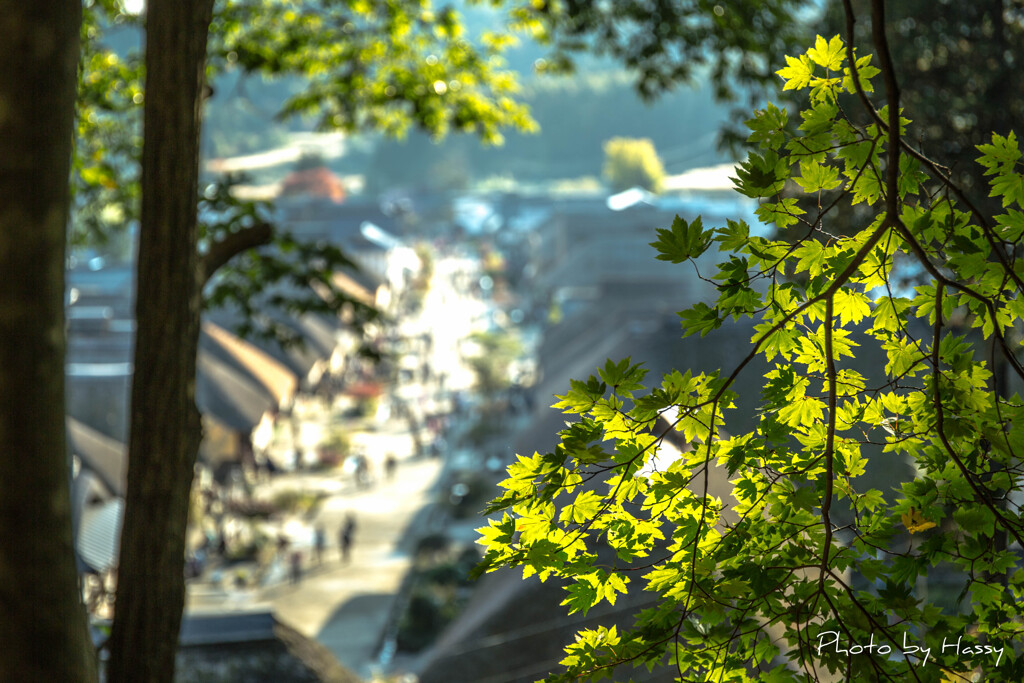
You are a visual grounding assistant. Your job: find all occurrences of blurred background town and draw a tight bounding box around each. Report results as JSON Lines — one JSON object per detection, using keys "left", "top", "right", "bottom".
{"left": 66, "top": 3, "right": 825, "bottom": 683}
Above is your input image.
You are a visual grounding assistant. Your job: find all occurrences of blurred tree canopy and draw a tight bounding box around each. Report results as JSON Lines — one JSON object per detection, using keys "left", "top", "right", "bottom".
{"left": 487, "top": 0, "right": 811, "bottom": 97}
{"left": 468, "top": 329, "right": 524, "bottom": 400}
{"left": 602, "top": 137, "right": 667, "bottom": 194}
{"left": 485, "top": 0, "right": 1024, "bottom": 180}
{"left": 366, "top": 71, "right": 731, "bottom": 191}
{"left": 820, "top": 0, "right": 1024, "bottom": 203}
{"left": 482, "top": 0, "right": 816, "bottom": 149}
{"left": 74, "top": 0, "right": 536, "bottom": 246}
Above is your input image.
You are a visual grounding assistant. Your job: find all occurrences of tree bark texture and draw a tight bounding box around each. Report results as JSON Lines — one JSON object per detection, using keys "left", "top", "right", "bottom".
{"left": 0, "top": 2, "right": 98, "bottom": 681}
{"left": 107, "top": 0, "right": 215, "bottom": 680}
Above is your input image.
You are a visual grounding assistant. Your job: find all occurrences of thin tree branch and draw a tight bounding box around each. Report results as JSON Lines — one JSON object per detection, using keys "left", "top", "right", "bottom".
{"left": 930, "top": 286, "right": 1024, "bottom": 547}
{"left": 844, "top": 0, "right": 1024, "bottom": 385}
{"left": 199, "top": 221, "right": 273, "bottom": 285}
{"left": 843, "top": 0, "right": 1024, "bottom": 295}
{"left": 820, "top": 293, "right": 837, "bottom": 588}
{"left": 893, "top": 220, "right": 1024, "bottom": 384}
{"left": 869, "top": 0, "right": 900, "bottom": 219}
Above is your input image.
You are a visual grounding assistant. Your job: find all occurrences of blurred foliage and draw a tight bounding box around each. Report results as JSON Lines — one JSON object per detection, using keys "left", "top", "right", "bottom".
{"left": 223, "top": 528, "right": 270, "bottom": 562}
{"left": 404, "top": 241, "right": 435, "bottom": 312}
{"left": 396, "top": 541, "right": 481, "bottom": 652}
{"left": 467, "top": 329, "right": 523, "bottom": 399}
{"left": 366, "top": 71, "right": 730, "bottom": 190}
{"left": 819, "top": 0, "right": 1024, "bottom": 204}
{"left": 478, "top": 0, "right": 817, "bottom": 150}
{"left": 601, "top": 137, "right": 666, "bottom": 193}
{"left": 74, "top": 0, "right": 538, "bottom": 349}
{"left": 201, "top": 72, "right": 299, "bottom": 158}
{"left": 269, "top": 488, "right": 321, "bottom": 517}
{"left": 396, "top": 588, "right": 459, "bottom": 652}
{"left": 198, "top": 175, "right": 382, "bottom": 353}
{"left": 357, "top": 395, "right": 379, "bottom": 418}
{"left": 454, "top": 0, "right": 1024, "bottom": 188}
{"left": 207, "top": 0, "right": 536, "bottom": 144}
{"left": 74, "top": 1, "right": 144, "bottom": 251}
{"left": 317, "top": 429, "right": 351, "bottom": 465}
{"left": 74, "top": 0, "right": 537, "bottom": 237}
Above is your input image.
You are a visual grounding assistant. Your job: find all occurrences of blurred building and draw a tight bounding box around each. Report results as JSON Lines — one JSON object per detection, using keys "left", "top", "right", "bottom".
{"left": 279, "top": 165, "right": 347, "bottom": 204}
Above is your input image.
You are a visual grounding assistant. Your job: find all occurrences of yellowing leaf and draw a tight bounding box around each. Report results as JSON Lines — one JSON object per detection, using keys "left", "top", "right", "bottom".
{"left": 901, "top": 507, "right": 937, "bottom": 534}
{"left": 940, "top": 669, "right": 975, "bottom": 683}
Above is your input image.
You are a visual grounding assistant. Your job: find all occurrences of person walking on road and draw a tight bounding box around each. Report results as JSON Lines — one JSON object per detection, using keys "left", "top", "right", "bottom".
{"left": 339, "top": 514, "right": 356, "bottom": 564}
{"left": 314, "top": 525, "right": 325, "bottom": 565}
{"left": 290, "top": 550, "right": 303, "bottom": 585}
{"left": 355, "top": 455, "right": 371, "bottom": 489}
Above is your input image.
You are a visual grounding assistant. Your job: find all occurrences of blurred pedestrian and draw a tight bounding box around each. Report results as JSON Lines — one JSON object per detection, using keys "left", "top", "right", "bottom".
{"left": 355, "top": 455, "right": 371, "bottom": 489}
{"left": 339, "top": 514, "right": 356, "bottom": 564}
{"left": 290, "top": 550, "right": 302, "bottom": 584}
{"left": 384, "top": 453, "right": 397, "bottom": 481}
{"left": 314, "top": 525, "right": 325, "bottom": 565}
{"left": 185, "top": 552, "right": 200, "bottom": 580}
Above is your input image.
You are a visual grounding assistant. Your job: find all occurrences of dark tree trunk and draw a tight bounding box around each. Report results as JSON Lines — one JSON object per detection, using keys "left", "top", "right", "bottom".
{"left": 107, "top": 0, "right": 215, "bottom": 681}
{"left": 0, "top": 2, "right": 97, "bottom": 681}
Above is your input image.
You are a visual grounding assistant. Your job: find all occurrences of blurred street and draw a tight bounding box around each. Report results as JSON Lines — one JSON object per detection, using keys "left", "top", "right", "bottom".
{"left": 183, "top": 246, "right": 505, "bottom": 680}
{"left": 187, "top": 416, "right": 443, "bottom": 680}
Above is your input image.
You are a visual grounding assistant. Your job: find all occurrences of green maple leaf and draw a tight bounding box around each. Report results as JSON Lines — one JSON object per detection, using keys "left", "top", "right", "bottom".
{"left": 746, "top": 102, "right": 789, "bottom": 149}
{"left": 733, "top": 150, "right": 788, "bottom": 197}
{"left": 991, "top": 170, "right": 1024, "bottom": 207}
{"left": 843, "top": 53, "right": 880, "bottom": 94}
{"left": 833, "top": 288, "right": 871, "bottom": 326}
{"left": 678, "top": 302, "right": 722, "bottom": 337}
{"left": 793, "top": 157, "right": 842, "bottom": 193}
{"left": 650, "top": 215, "right": 712, "bottom": 263}
{"left": 715, "top": 219, "right": 750, "bottom": 252}
{"left": 977, "top": 131, "right": 1021, "bottom": 171}
{"left": 561, "top": 580, "right": 599, "bottom": 615}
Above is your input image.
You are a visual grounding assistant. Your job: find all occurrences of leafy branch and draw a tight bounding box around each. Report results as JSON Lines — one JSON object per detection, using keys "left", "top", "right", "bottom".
{"left": 477, "top": 5, "right": 1024, "bottom": 682}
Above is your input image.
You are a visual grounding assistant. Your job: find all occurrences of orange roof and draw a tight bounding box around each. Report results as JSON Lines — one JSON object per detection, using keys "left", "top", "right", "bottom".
{"left": 345, "top": 381, "right": 383, "bottom": 398}
{"left": 279, "top": 166, "right": 346, "bottom": 203}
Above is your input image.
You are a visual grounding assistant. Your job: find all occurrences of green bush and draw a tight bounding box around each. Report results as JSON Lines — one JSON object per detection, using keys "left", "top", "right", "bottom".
{"left": 413, "top": 532, "right": 450, "bottom": 561}
{"left": 357, "top": 396, "right": 379, "bottom": 418}
{"left": 396, "top": 590, "right": 451, "bottom": 652}
{"left": 317, "top": 430, "right": 351, "bottom": 467}
{"left": 396, "top": 543, "right": 479, "bottom": 652}
{"left": 269, "top": 489, "right": 321, "bottom": 517}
